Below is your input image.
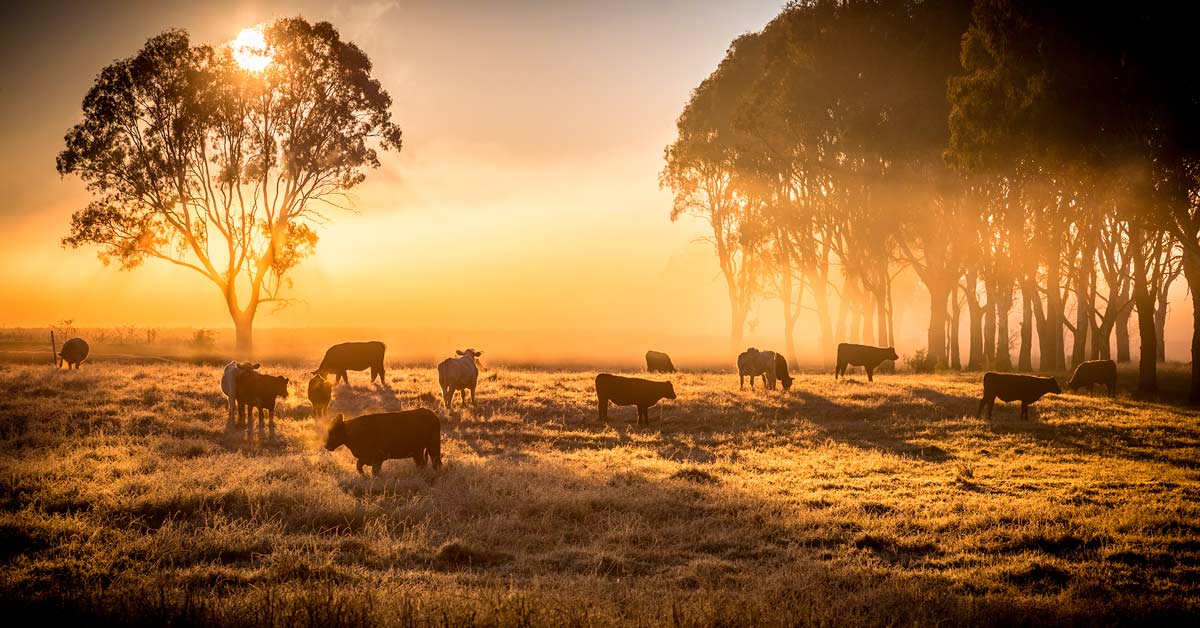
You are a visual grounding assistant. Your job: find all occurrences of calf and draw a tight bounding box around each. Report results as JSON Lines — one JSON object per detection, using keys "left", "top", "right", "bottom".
{"left": 737, "top": 348, "right": 778, "bottom": 390}
{"left": 977, "top": 372, "right": 1061, "bottom": 420}
{"left": 437, "top": 349, "right": 482, "bottom": 409}
{"left": 315, "top": 341, "right": 386, "bottom": 385}
{"left": 595, "top": 373, "right": 676, "bottom": 426}
{"left": 1067, "top": 359, "right": 1117, "bottom": 397}
{"left": 324, "top": 410, "right": 442, "bottom": 475}
{"left": 235, "top": 369, "right": 289, "bottom": 434}
{"left": 645, "top": 350, "right": 677, "bottom": 373}
{"left": 58, "top": 337, "right": 90, "bottom": 369}
{"left": 220, "top": 361, "right": 260, "bottom": 425}
{"left": 835, "top": 343, "right": 899, "bottom": 382}
{"left": 308, "top": 373, "right": 333, "bottom": 417}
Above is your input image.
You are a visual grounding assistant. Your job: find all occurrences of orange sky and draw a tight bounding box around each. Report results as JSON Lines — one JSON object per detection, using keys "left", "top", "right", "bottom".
{"left": 0, "top": 0, "right": 1193, "bottom": 362}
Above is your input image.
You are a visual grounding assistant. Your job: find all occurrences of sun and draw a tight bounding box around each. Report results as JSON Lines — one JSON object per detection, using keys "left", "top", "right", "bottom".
{"left": 232, "top": 26, "right": 271, "bottom": 72}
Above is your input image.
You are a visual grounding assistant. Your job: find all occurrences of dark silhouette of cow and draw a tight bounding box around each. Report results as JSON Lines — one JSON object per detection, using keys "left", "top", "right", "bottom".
{"left": 235, "top": 370, "right": 288, "bottom": 434}
{"left": 595, "top": 373, "right": 676, "bottom": 426}
{"left": 58, "top": 338, "right": 89, "bottom": 369}
{"left": 1067, "top": 359, "right": 1117, "bottom": 397}
{"left": 308, "top": 373, "right": 333, "bottom": 417}
{"left": 977, "top": 372, "right": 1060, "bottom": 420}
{"left": 221, "top": 361, "right": 260, "bottom": 425}
{"left": 774, "top": 353, "right": 794, "bottom": 391}
{"left": 315, "top": 341, "right": 386, "bottom": 385}
{"left": 737, "top": 348, "right": 777, "bottom": 390}
{"left": 645, "top": 350, "right": 676, "bottom": 373}
{"left": 324, "top": 410, "right": 442, "bottom": 475}
{"left": 835, "top": 343, "right": 898, "bottom": 381}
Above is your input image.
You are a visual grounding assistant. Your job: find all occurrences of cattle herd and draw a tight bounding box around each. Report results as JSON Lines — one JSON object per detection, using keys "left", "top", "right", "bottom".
{"left": 47, "top": 335, "right": 1120, "bottom": 476}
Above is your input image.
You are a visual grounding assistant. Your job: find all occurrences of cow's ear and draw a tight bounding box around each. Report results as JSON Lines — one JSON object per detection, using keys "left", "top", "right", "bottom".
{"left": 332, "top": 413, "right": 344, "bottom": 426}
{"left": 474, "top": 351, "right": 483, "bottom": 357}
{"left": 456, "top": 350, "right": 464, "bottom": 356}
{"left": 253, "top": 363, "right": 261, "bottom": 369}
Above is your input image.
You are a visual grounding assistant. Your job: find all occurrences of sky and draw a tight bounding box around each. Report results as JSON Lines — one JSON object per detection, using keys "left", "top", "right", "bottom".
{"left": 0, "top": 0, "right": 1192, "bottom": 363}
{"left": 0, "top": 1, "right": 784, "bottom": 339}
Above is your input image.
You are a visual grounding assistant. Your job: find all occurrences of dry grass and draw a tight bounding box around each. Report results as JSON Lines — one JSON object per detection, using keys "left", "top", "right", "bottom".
{"left": 0, "top": 360, "right": 1198, "bottom": 626}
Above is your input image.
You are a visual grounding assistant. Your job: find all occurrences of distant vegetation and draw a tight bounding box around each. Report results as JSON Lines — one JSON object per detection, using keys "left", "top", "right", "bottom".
{"left": 663, "top": 0, "right": 1200, "bottom": 400}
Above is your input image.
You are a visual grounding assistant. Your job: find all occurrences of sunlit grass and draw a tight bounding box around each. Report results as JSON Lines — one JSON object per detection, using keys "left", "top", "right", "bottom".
{"left": 0, "top": 362, "right": 1197, "bottom": 625}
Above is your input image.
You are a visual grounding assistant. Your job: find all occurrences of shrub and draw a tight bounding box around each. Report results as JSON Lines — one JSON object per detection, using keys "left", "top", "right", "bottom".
{"left": 906, "top": 349, "right": 937, "bottom": 373}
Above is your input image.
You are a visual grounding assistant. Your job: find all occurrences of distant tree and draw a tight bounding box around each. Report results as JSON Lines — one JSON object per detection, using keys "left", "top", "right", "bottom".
{"left": 57, "top": 19, "right": 403, "bottom": 351}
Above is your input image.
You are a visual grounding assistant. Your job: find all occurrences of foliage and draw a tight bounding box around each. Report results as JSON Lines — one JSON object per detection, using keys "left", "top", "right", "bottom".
{"left": 57, "top": 19, "right": 403, "bottom": 348}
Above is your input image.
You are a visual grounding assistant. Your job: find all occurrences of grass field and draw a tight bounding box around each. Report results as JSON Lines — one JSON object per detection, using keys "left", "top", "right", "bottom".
{"left": 1, "top": 359, "right": 1198, "bottom": 626}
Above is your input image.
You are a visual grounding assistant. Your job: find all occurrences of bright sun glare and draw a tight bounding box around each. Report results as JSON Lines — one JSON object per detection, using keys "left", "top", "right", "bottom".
{"left": 232, "top": 26, "right": 271, "bottom": 72}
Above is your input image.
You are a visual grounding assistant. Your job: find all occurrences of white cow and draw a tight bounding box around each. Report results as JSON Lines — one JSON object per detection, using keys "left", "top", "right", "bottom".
{"left": 437, "top": 349, "right": 482, "bottom": 409}
{"left": 220, "top": 361, "right": 260, "bottom": 424}
{"left": 737, "top": 348, "right": 778, "bottom": 390}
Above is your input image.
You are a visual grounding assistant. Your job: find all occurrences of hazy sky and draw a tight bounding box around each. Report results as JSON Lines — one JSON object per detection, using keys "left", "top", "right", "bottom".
{"left": 0, "top": 1, "right": 785, "bottom": 335}
{"left": 1, "top": 1, "right": 1192, "bottom": 362}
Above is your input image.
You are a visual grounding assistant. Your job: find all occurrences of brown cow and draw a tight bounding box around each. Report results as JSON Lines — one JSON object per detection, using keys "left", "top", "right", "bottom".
{"left": 324, "top": 410, "right": 442, "bottom": 475}
{"left": 835, "top": 343, "right": 898, "bottom": 382}
{"left": 308, "top": 373, "right": 333, "bottom": 417}
{"left": 235, "top": 370, "right": 288, "bottom": 434}
{"left": 1067, "top": 359, "right": 1117, "bottom": 397}
{"left": 977, "top": 372, "right": 1060, "bottom": 420}
{"left": 596, "top": 373, "right": 676, "bottom": 426}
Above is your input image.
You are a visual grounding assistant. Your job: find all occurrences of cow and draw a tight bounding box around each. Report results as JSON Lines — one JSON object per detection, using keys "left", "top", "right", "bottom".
{"left": 58, "top": 337, "right": 89, "bottom": 369}
{"left": 737, "top": 348, "right": 778, "bottom": 390}
{"left": 774, "top": 353, "right": 794, "bottom": 391}
{"left": 324, "top": 410, "right": 442, "bottom": 475}
{"left": 835, "top": 343, "right": 899, "bottom": 382}
{"left": 437, "top": 349, "right": 482, "bottom": 409}
{"left": 308, "top": 373, "right": 333, "bottom": 418}
{"left": 235, "top": 369, "right": 289, "bottom": 434}
{"left": 220, "top": 361, "right": 260, "bottom": 425}
{"left": 645, "top": 350, "right": 677, "bottom": 373}
{"left": 977, "top": 372, "right": 1061, "bottom": 420}
{"left": 595, "top": 373, "right": 676, "bottom": 426}
{"left": 1067, "top": 359, "right": 1117, "bottom": 397}
{"left": 315, "top": 341, "right": 386, "bottom": 386}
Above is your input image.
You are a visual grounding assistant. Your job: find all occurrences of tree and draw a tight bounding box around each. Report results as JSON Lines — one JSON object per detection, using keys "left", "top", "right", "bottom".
{"left": 58, "top": 20, "right": 403, "bottom": 351}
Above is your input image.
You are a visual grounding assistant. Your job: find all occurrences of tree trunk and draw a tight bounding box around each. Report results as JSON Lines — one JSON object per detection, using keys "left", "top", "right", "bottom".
{"left": 928, "top": 281, "right": 950, "bottom": 368}
{"left": 994, "top": 284, "right": 1013, "bottom": 370}
{"left": 1154, "top": 294, "right": 1168, "bottom": 362}
{"left": 234, "top": 315, "right": 254, "bottom": 353}
{"left": 862, "top": 294, "right": 876, "bottom": 346}
{"left": 730, "top": 305, "right": 748, "bottom": 355}
{"left": 813, "top": 272, "right": 834, "bottom": 367}
{"left": 1183, "top": 247, "right": 1200, "bottom": 402}
{"left": 1071, "top": 257, "right": 1091, "bottom": 368}
{"left": 950, "top": 284, "right": 962, "bottom": 370}
{"left": 965, "top": 273, "right": 985, "bottom": 370}
{"left": 983, "top": 280, "right": 998, "bottom": 369}
{"left": 1132, "top": 228, "right": 1157, "bottom": 394}
{"left": 1116, "top": 304, "right": 1132, "bottom": 363}
{"left": 1019, "top": 291, "right": 1033, "bottom": 371}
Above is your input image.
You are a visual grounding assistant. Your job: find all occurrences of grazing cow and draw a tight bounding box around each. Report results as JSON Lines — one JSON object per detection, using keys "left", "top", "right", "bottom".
{"left": 235, "top": 369, "right": 289, "bottom": 434}
{"left": 645, "top": 350, "right": 677, "bottom": 373}
{"left": 315, "top": 341, "right": 386, "bottom": 385}
{"left": 324, "top": 410, "right": 442, "bottom": 475}
{"left": 308, "top": 373, "right": 333, "bottom": 417}
{"left": 58, "top": 338, "right": 89, "bottom": 369}
{"left": 977, "top": 372, "right": 1061, "bottom": 420}
{"left": 220, "top": 361, "right": 260, "bottom": 424}
{"left": 437, "top": 349, "right": 482, "bottom": 409}
{"left": 774, "top": 353, "right": 794, "bottom": 391}
{"left": 595, "top": 373, "right": 676, "bottom": 426}
{"left": 835, "top": 343, "right": 899, "bottom": 382}
{"left": 737, "top": 348, "right": 778, "bottom": 390}
{"left": 1067, "top": 359, "right": 1117, "bottom": 397}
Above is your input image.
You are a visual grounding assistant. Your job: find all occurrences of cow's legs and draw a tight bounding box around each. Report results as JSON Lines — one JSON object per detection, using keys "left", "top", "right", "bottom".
{"left": 976, "top": 396, "right": 986, "bottom": 418}
{"left": 372, "top": 461, "right": 383, "bottom": 476}
{"left": 598, "top": 396, "right": 608, "bottom": 422}
{"left": 413, "top": 453, "right": 427, "bottom": 467}
{"left": 866, "top": 366, "right": 875, "bottom": 382}
{"left": 637, "top": 405, "right": 648, "bottom": 426}
{"left": 356, "top": 459, "right": 365, "bottom": 475}
{"left": 739, "top": 374, "right": 744, "bottom": 389}
{"left": 1020, "top": 402, "right": 1029, "bottom": 421}
{"left": 470, "top": 386, "right": 476, "bottom": 406}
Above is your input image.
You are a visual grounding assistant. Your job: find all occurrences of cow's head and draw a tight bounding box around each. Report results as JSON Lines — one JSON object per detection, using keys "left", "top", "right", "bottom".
{"left": 456, "top": 349, "right": 483, "bottom": 358}
{"left": 885, "top": 347, "right": 899, "bottom": 361}
{"left": 324, "top": 414, "right": 347, "bottom": 451}
{"left": 270, "top": 375, "right": 289, "bottom": 398}
{"left": 664, "top": 381, "right": 677, "bottom": 400}
{"left": 1045, "top": 377, "right": 1062, "bottom": 395}
{"left": 237, "top": 362, "right": 261, "bottom": 371}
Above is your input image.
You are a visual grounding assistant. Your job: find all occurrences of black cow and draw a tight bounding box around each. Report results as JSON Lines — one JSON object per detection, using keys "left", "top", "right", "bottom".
{"left": 645, "top": 350, "right": 677, "bottom": 373}
{"left": 1067, "top": 359, "right": 1117, "bottom": 397}
{"left": 324, "top": 410, "right": 442, "bottom": 475}
{"left": 235, "top": 370, "right": 289, "bottom": 433}
{"left": 835, "top": 343, "right": 899, "bottom": 382}
{"left": 977, "top": 372, "right": 1061, "bottom": 420}
{"left": 595, "top": 373, "right": 676, "bottom": 426}
{"left": 58, "top": 337, "right": 89, "bottom": 369}
{"left": 316, "top": 341, "right": 386, "bottom": 385}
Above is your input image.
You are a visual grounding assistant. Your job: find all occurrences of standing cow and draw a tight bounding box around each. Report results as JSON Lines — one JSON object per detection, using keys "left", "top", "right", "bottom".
{"left": 774, "top": 353, "right": 794, "bottom": 391}
{"left": 220, "top": 361, "right": 260, "bottom": 426}
{"left": 58, "top": 337, "right": 90, "bottom": 369}
{"left": 1067, "top": 359, "right": 1117, "bottom": 397}
{"left": 325, "top": 410, "right": 442, "bottom": 475}
{"left": 835, "top": 343, "right": 899, "bottom": 382}
{"left": 737, "top": 348, "right": 778, "bottom": 390}
{"left": 595, "top": 373, "right": 676, "bottom": 426}
{"left": 438, "top": 349, "right": 482, "bottom": 409}
{"left": 315, "top": 341, "right": 386, "bottom": 386}
{"left": 977, "top": 372, "right": 1060, "bottom": 420}
{"left": 235, "top": 369, "right": 289, "bottom": 435}
{"left": 308, "top": 373, "right": 333, "bottom": 417}
{"left": 645, "top": 350, "right": 677, "bottom": 373}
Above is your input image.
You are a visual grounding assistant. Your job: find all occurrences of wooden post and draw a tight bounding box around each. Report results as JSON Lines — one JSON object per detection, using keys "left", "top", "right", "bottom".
{"left": 50, "top": 331, "right": 59, "bottom": 368}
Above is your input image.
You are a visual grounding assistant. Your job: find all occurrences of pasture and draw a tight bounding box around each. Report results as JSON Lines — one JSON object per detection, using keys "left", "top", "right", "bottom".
{"left": 0, "top": 360, "right": 1198, "bottom": 626}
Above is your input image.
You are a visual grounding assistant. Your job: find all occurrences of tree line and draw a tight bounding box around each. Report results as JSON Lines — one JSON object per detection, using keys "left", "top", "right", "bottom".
{"left": 661, "top": 0, "right": 1200, "bottom": 400}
